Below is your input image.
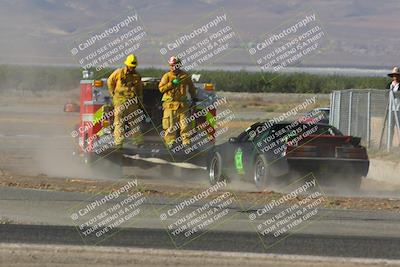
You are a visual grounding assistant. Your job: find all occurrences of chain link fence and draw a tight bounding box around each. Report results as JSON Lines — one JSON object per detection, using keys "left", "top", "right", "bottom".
{"left": 329, "top": 89, "right": 398, "bottom": 150}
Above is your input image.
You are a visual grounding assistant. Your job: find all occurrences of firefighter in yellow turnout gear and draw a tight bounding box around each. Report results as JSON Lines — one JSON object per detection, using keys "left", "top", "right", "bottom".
{"left": 107, "top": 54, "right": 144, "bottom": 148}
{"left": 159, "top": 56, "right": 197, "bottom": 147}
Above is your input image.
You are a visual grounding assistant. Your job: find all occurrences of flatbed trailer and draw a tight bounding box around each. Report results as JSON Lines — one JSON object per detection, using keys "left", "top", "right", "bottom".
{"left": 75, "top": 71, "right": 218, "bottom": 177}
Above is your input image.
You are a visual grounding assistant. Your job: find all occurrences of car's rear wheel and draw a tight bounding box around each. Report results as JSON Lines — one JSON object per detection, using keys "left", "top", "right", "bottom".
{"left": 253, "top": 154, "right": 271, "bottom": 189}
{"left": 208, "top": 152, "right": 224, "bottom": 185}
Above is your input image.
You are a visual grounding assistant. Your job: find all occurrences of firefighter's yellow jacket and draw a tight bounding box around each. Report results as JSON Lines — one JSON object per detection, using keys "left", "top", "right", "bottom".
{"left": 107, "top": 67, "right": 143, "bottom": 102}
{"left": 158, "top": 70, "right": 196, "bottom": 103}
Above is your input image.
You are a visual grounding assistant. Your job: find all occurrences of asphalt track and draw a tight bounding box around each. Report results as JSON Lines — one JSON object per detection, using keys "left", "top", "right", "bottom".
{"left": 1, "top": 224, "right": 400, "bottom": 259}
{"left": 1, "top": 187, "right": 400, "bottom": 259}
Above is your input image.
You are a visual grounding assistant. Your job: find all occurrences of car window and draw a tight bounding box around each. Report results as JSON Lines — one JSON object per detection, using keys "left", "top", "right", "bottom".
{"left": 321, "top": 110, "right": 330, "bottom": 118}
{"left": 312, "top": 124, "right": 342, "bottom": 135}
{"left": 237, "top": 124, "right": 266, "bottom": 142}
{"left": 238, "top": 130, "right": 254, "bottom": 142}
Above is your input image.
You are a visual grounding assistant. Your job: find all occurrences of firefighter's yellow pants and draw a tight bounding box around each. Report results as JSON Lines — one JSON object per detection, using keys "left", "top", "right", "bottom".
{"left": 162, "top": 102, "right": 192, "bottom": 146}
{"left": 113, "top": 97, "right": 143, "bottom": 146}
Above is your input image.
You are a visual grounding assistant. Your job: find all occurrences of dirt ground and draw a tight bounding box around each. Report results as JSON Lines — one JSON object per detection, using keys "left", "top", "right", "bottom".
{"left": 0, "top": 91, "right": 400, "bottom": 213}
{"left": 3, "top": 243, "right": 398, "bottom": 267}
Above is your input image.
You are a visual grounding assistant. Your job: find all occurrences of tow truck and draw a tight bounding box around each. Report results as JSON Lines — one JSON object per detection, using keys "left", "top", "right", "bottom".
{"left": 74, "top": 70, "right": 218, "bottom": 177}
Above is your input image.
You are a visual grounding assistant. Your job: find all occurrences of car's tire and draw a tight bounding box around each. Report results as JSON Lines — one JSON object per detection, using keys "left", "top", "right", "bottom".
{"left": 208, "top": 152, "right": 225, "bottom": 185}
{"left": 253, "top": 154, "right": 271, "bottom": 189}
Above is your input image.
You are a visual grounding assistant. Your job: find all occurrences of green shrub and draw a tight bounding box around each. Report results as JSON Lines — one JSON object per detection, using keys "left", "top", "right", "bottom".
{"left": 0, "top": 65, "right": 389, "bottom": 93}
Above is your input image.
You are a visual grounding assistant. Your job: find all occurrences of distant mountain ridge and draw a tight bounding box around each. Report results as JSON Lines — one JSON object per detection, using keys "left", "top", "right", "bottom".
{"left": 0, "top": 0, "right": 399, "bottom": 68}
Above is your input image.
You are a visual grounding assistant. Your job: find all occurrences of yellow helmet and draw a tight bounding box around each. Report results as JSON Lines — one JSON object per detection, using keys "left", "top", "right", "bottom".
{"left": 124, "top": 54, "right": 137, "bottom": 67}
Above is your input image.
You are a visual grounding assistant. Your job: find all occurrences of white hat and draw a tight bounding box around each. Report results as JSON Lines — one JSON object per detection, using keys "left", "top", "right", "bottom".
{"left": 388, "top": 67, "right": 400, "bottom": 77}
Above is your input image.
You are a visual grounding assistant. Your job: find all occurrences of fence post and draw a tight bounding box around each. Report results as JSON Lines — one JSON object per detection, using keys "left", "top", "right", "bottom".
{"left": 367, "top": 91, "right": 371, "bottom": 148}
{"left": 348, "top": 91, "right": 353, "bottom": 135}
{"left": 337, "top": 92, "right": 341, "bottom": 129}
{"left": 329, "top": 92, "right": 334, "bottom": 125}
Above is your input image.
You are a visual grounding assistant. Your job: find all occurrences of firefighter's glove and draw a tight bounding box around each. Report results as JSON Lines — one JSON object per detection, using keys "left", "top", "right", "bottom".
{"left": 172, "top": 78, "right": 180, "bottom": 86}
